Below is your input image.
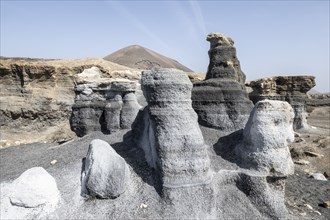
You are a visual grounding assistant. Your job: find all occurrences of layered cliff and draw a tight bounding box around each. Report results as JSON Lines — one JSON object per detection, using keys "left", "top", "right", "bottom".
{"left": 0, "top": 57, "right": 141, "bottom": 147}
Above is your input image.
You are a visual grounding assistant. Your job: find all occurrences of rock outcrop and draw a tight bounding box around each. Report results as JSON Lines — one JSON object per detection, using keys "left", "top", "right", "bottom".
{"left": 0, "top": 57, "right": 141, "bottom": 147}
{"left": 235, "top": 100, "right": 295, "bottom": 175}
{"left": 70, "top": 67, "right": 141, "bottom": 137}
{"left": 247, "top": 76, "right": 316, "bottom": 130}
{"left": 192, "top": 33, "right": 253, "bottom": 132}
{"left": 81, "top": 139, "right": 130, "bottom": 199}
{"left": 9, "top": 167, "right": 60, "bottom": 208}
{"left": 132, "top": 68, "right": 211, "bottom": 188}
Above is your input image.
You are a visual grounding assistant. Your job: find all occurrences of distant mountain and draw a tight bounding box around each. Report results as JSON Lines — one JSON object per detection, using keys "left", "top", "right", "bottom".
{"left": 104, "top": 45, "right": 193, "bottom": 72}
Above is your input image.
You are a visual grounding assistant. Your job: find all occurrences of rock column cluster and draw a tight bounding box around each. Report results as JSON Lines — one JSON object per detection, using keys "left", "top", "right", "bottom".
{"left": 70, "top": 68, "right": 141, "bottom": 136}
{"left": 192, "top": 33, "right": 253, "bottom": 131}
{"left": 247, "top": 76, "right": 316, "bottom": 130}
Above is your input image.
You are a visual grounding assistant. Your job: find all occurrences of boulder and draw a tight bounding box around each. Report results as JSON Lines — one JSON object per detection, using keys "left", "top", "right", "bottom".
{"left": 235, "top": 100, "right": 295, "bottom": 176}
{"left": 132, "top": 68, "right": 211, "bottom": 188}
{"left": 192, "top": 33, "right": 253, "bottom": 132}
{"left": 9, "top": 167, "right": 60, "bottom": 208}
{"left": 81, "top": 139, "right": 130, "bottom": 199}
{"left": 247, "top": 76, "right": 316, "bottom": 130}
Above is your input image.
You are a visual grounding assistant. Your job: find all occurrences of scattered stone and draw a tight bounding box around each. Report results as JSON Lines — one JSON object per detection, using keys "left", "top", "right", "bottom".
{"left": 308, "top": 173, "right": 327, "bottom": 181}
{"left": 319, "top": 201, "right": 330, "bottom": 208}
{"left": 50, "top": 160, "right": 57, "bottom": 165}
{"left": 324, "top": 171, "right": 330, "bottom": 178}
{"left": 304, "top": 151, "right": 324, "bottom": 157}
{"left": 140, "top": 203, "right": 148, "bottom": 209}
{"left": 9, "top": 167, "right": 60, "bottom": 208}
{"left": 304, "top": 204, "right": 313, "bottom": 210}
{"left": 192, "top": 32, "right": 253, "bottom": 131}
{"left": 81, "top": 139, "right": 130, "bottom": 199}
{"left": 294, "top": 160, "right": 310, "bottom": 165}
{"left": 295, "top": 138, "right": 305, "bottom": 143}
{"left": 294, "top": 132, "right": 301, "bottom": 138}
{"left": 236, "top": 100, "right": 295, "bottom": 175}
{"left": 247, "top": 76, "right": 316, "bottom": 130}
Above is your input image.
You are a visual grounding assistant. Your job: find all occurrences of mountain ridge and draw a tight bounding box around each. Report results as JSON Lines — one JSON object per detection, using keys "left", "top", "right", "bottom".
{"left": 104, "top": 45, "right": 193, "bottom": 72}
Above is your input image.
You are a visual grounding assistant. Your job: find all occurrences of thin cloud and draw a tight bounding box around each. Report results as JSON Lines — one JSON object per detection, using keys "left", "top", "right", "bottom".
{"left": 189, "top": 1, "right": 207, "bottom": 36}
{"left": 108, "top": 1, "right": 170, "bottom": 50}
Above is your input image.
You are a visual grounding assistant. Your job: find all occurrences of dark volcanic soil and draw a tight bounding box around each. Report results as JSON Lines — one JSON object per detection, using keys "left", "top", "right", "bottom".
{"left": 0, "top": 107, "right": 329, "bottom": 219}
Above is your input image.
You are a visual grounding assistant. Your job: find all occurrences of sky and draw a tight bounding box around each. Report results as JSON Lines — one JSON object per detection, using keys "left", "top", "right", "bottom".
{"left": 1, "top": 0, "right": 329, "bottom": 92}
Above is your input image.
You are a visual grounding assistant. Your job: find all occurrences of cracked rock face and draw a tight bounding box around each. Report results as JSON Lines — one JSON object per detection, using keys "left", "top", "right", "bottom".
{"left": 247, "top": 76, "right": 316, "bottom": 130}
{"left": 236, "top": 100, "right": 295, "bottom": 176}
{"left": 81, "top": 139, "right": 130, "bottom": 199}
{"left": 192, "top": 33, "right": 253, "bottom": 132}
{"left": 133, "top": 68, "right": 211, "bottom": 188}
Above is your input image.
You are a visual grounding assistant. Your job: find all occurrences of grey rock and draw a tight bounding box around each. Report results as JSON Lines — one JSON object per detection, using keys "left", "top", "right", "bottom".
{"left": 120, "top": 93, "right": 141, "bottom": 129}
{"left": 81, "top": 139, "right": 130, "bottom": 199}
{"left": 308, "top": 173, "right": 327, "bottom": 181}
{"left": 236, "top": 100, "right": 295, "bottom": 176}
{"left": 247, "top": 76, "right": 316, "bottom": 130}
{"left": 132, "top": 68, "right": 211, "bottom": 188}
{"left": 110, "top": 81, "right": 136, "bottom": 92}
{"left": 192, "top": 33, "right": 253, "bottom": 132}
{"left": 105, "top": 95, "right": 123, "bottom": 132}
{"left": 70, "top": 80, "right": 140, "bottom": 136}
{"left": 9, "top": 167, "right": 60, "bottom": 208}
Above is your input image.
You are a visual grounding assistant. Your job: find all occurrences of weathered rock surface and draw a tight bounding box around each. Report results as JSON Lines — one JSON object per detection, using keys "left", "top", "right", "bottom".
{"left": 0, "top": 57, "right": 141, "bottom": 147}
{"left": 133, "top": 68, "right": 211, "bottom": 188}
{"left": 235, "top": 100, "right": 295, "bottom": 175}
{"left": 81, "top": 139, "right": 130, "bottom": 199}
{"left": 9, "top": 167, "right": 60, "bottom": 208}
{"left": 247, "top": 76, "right": 316, "bottom": 130}
{"left": 192, "top": 33, "right": 253, "bottom": 131}
{"left": 70, "top": 69, "right": 141, "bottom": 137}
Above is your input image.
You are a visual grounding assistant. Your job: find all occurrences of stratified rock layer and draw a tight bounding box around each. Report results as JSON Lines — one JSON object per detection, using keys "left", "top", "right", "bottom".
{"left": 0, "top": 57, "right": 141, "bottom": 147}
{"left": 70, "top": 68, "right": 141, "bottom": 137}
{"left": 192, "top": 33, "right": 253, "bottom": 131}
{"left": 133, "top": 68, "right": 211, "bottom": 188}
{"left": 247, "top": 76, "right": 316, "bottom": 130}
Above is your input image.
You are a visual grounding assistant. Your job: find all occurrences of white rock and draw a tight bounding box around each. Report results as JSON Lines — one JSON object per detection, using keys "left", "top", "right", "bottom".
{"left": 236, "top": 100, "right": 295, "bottom": 176}
{"left": 309, "top": 173, "right": 327, "bottom": 181}
{"left": 9, "top": 167, "right": 60, "bottom": 208}
{"left": 81, "top": 139, "right": 130, "bottom": 199}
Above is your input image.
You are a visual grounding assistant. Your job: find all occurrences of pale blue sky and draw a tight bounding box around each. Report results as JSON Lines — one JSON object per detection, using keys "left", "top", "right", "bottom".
{"left": 1, "top": 0, "right": 329, "bottom": 92}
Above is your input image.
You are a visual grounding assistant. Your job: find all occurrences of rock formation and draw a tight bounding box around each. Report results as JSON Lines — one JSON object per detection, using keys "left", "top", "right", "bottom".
{"left": 235, "top": 100, "right": 295, "bottom": 175}
{"left": 247, "top": 76, "right": 316, "bottom": 130}
{"left": 70, "top": 67, "right": 141, "bottom": 137}
{"left": 132, "top": 68, "right": 211, "bottom": 188}
{"left": 81, "top": 139, "right": 130, "bottom": 199}
{"left": 192, "top": 32, "right": 253, "bottom": 132}
{"left": 0, "top": 57, "right": 141, "bottom": 147}
{"left": 9, "top": 167, "right": 60, "bottom": 208}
